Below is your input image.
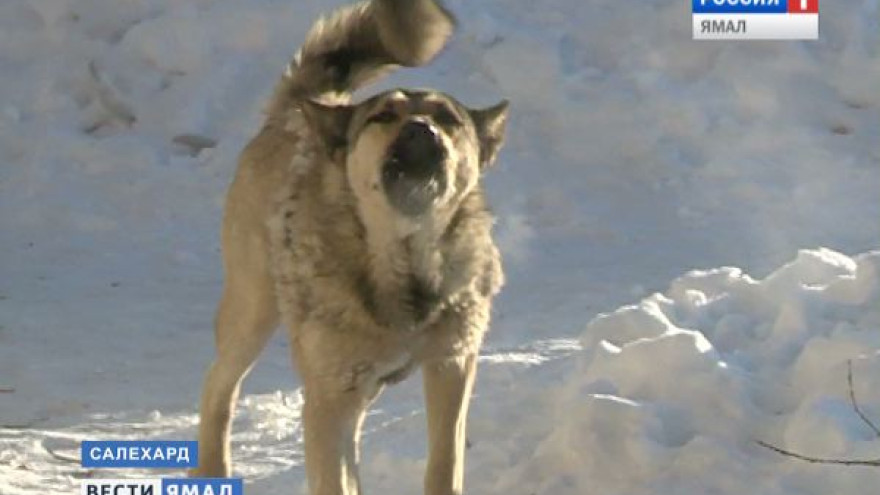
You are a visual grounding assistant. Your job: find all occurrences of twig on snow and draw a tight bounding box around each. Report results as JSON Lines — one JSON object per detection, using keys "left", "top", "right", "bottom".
{"left": 848, "top": 359, "right": 880, "bottom": 438}
{"left": 756, "top": 360, "right": 880, "bottom": 467}
{"left": 755, "top": 440, "right": 880, "bottom": 467}
{"left": 44, "top": 445, "right": 81, "bottom": 465}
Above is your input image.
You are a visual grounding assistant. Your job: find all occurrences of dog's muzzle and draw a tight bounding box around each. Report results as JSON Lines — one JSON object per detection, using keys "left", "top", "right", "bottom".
{"left": 382, "top": 121, "right": 448, "bottom": 216}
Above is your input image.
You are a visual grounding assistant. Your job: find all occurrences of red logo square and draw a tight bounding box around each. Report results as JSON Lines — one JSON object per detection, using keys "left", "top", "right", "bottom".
{"left": 789, "top": 0, "right": 819, "bottom": 14}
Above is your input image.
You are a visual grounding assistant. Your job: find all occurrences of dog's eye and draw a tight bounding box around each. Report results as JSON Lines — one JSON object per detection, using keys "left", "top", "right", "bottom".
{"left": 433, "top": 107, "right": 461, "bottom": 127}
{"left": 367, "top": 110, "right": 397, "bottom": 124}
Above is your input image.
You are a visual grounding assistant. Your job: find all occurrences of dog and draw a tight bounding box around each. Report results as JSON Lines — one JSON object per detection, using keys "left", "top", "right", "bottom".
{"left": 191, "top": 1, "right": 508, "bottom": 494}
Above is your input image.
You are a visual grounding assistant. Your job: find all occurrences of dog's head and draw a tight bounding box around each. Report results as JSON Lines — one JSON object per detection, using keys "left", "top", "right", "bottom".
{"left": 302, "top": 89, "right": 508, "bottom": 220}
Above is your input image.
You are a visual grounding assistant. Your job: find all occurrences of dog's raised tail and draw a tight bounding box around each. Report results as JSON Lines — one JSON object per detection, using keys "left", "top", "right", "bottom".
{"left": 267, "top": 0, "right": 456, "bottom": 123}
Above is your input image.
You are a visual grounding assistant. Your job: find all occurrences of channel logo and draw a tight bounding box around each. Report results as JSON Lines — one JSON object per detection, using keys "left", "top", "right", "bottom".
{"left": 693, "top": 0, "right": 819, "bottom": 40}
{"left": 79, "top": 440, "right": 243, "bottom": 495}
{"left": 80, "top": 478, "right": 244, "bottom": 495}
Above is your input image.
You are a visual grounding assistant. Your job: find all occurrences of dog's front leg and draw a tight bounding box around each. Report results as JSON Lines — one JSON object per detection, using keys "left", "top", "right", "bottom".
{"left": 422, "top": 354, "right": 478, "bottom": 495}
{"left": 301, "top": 388, "right": 373, "bottom": 495}
{"left": 294, "top": 326, "right": 387, "bottom": 495}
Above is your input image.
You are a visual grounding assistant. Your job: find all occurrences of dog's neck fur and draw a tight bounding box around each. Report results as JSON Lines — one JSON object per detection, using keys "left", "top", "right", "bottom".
{"left": 355, "top": 189, "right": 461, "bottom": 330}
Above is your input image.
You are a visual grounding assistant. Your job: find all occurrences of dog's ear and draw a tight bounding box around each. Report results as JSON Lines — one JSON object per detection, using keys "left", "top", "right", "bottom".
{"left": 469, "top": 100, "right": 509, "bottom": 169}
{"left": 301, "top": 100, "right": 354, "bottom": 153}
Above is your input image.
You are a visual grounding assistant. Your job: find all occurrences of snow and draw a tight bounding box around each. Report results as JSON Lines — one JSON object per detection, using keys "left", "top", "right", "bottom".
{"left": 1, "top": 0, "right": 878, "bottom": 494}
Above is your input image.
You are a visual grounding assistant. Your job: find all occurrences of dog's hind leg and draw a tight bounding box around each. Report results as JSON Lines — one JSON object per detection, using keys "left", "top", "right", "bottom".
{"left": 192, "top": 259, "right": 279, "bottom": 476}
{"left": 191, "top": 127, "right": 291, "bottom": 477}
{"left": 422, "top": 354, "right": 478, "bottom": 495}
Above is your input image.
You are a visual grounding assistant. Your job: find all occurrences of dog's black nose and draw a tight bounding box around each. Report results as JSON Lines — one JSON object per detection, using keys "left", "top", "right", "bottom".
{"left": 400, "top": 120, "right": 437, "bottom": 143}
{"left": 391, "top": 121, "right": 445, "bottom": 168}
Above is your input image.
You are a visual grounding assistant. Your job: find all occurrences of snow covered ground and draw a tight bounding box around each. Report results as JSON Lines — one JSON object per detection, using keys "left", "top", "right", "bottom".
{"left": 1, "top": 0, "right": 878, "bottom": 494}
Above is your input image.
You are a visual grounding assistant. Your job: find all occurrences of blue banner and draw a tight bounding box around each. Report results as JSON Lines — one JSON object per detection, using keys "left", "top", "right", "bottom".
{"left": 692, "top": 0, "right": 787, "bottom": 14}
{"left": 81, "top": 440, "right": 198, "bottom": 468}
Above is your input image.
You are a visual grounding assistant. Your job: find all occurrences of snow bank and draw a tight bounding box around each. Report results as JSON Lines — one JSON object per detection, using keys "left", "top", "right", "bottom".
{"left": 480, "top": 248, "right": 880, "bottom": 495}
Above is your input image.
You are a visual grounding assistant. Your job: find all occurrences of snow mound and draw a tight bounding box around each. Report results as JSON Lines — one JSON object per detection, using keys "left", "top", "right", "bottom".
{"left": 486, "top": 248, "right": 880, "bottom": 495}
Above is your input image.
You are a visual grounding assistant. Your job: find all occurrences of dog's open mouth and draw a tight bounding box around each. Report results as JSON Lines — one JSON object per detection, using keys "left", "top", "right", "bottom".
{"left": 382, "top": 121, "right": 448, "bottom": 216}
{"left": 382, "top": 165, "right": 447, "bottom": 216}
